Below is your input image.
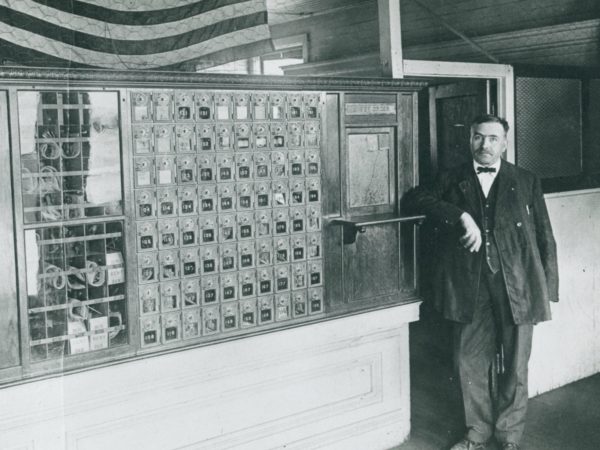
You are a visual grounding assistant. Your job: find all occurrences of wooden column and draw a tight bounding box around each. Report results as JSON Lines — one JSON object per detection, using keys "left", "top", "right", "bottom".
{"left": 378, "top": 0, "right": 404, "bottom": 78}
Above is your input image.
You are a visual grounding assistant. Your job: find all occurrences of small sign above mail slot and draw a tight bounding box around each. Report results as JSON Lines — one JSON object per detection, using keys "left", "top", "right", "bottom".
{"left": 345, "top": 103, "right": 397, "bottom": 116}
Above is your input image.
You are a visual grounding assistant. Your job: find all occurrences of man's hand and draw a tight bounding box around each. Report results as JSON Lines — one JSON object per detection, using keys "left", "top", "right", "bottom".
{"left": 458, "top": 212, "right": 482, "bottom": 252}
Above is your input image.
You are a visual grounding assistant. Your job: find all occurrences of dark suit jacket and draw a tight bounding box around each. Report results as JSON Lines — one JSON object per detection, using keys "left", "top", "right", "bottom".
{"left": 406, "top": 160, "right": 558, "bottom": 324}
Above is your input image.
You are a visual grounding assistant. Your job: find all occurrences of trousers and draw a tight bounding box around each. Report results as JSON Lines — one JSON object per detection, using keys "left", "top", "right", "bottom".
{"left": 453, "top": 267, "right": 534, "bottom": 444}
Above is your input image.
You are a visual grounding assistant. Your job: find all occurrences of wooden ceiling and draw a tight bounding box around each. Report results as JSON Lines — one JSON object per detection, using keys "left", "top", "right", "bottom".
{"left": 269, "top": 0, "right": 600, "bottom": 75}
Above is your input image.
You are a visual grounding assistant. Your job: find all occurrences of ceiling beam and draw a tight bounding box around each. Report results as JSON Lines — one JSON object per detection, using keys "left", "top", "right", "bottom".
{"left": 378, "top": 0, "right": 404, "bottom": 77}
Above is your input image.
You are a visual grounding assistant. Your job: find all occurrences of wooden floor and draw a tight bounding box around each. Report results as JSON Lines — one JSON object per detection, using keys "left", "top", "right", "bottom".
{"left": 395, "top": 314, "right": 600, "bottom": 450}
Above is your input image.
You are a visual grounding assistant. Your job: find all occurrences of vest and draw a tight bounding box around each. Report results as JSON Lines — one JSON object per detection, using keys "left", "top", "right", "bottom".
{"left": 478, "top": 177, "right": 501, "bottom": 274}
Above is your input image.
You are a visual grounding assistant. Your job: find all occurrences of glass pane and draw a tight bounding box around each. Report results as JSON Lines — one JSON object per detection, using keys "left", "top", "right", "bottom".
{"left": 347, "top": 132, "right": 391, "bottom": 208}
{"left": 25, "top": 221, "right": 127, "bottom": 360}
{"left": 18, "top": 91, "right": 123, "bottom": 224}
{"left": 516, "top": 77, "right": 582, "bottom": 178}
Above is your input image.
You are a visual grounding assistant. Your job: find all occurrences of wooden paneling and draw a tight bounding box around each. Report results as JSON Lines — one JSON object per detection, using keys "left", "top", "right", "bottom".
{"left": 0, "top": 304, "right": 420, "bottom": 450}
{"left": 0, "top": 91, "right": 20, "bottom": 370}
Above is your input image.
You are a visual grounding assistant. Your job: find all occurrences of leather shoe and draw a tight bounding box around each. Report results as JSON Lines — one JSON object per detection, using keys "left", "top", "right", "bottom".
{"left": 449, "top": 438, "right": 487, "bottom": 450}
{"left": 501, "top": 444, "right": 520, "bottom": 450}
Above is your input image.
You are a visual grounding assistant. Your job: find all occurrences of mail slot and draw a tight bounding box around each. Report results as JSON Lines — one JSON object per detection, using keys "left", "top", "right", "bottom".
{"left": 196, "top": 92, "right": 213, "bottom": 121}
{"left": 139, "top": 284, "right": 159, "bottom": 315}
{"left": 221, "top": 272, "right": 238, "bottom": 302}
{"left": 132, "top": 91, "right": 152, "bottom": 122}
{"left": 153, "top": 92, "right": 173, "bottom": 122}
{"left": 181, "top": 278, "right": 200, "bottom": 308}
{"left": 154, "top": 124, "right": 173, "bottom": 154}
{"left": 133, "top": 125, "right": 152, "bottom": 154}
{"left": 158, "top": 219, "right": 178, "bottom": 249}
{"left": 160, "top": 281, "right": 180, "bottom": 312}
{"left": 175, "top": 91, "right": 194, "bottom": 122}
{"left": 157, "top": 187, "right": 177, "bottom": 217}
{"left": 177, "top": 155, "right": 196, "bottom": 185}
{"left": 176, "top": 124, "right": 195, "bottom": 152}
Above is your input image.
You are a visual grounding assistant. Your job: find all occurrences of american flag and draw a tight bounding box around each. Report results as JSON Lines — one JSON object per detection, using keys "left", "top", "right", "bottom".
{"left": 0, "top": 0, "right": 273, "bottom": 70}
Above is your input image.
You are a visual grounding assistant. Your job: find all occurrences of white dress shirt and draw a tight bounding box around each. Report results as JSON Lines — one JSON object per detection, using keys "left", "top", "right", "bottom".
{"left": 474, "top": 160, "right": 501, "bottom": 198}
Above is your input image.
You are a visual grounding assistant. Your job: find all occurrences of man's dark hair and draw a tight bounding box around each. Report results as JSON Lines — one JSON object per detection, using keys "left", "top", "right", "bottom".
{"left": 470, "top": 114, "right": 509, "bottom": 134}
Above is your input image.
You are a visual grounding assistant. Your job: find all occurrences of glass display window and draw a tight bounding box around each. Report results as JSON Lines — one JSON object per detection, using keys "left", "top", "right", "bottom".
{"left": 24, "top": 219, "right": 127, "bottom": 360}
{"left": 19, "top": 91, "right": 123, "bottom": 223}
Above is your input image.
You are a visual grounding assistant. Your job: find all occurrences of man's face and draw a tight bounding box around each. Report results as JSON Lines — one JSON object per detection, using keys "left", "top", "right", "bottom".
{"left": 470, "top": 121, "right": 507, "bottom": 166}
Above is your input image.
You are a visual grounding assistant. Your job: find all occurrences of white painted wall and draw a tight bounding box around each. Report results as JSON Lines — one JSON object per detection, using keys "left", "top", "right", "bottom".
{"left": 0, "top": 302, "right": 420, "bottom": 450}
{"left": 529, "top": 189, "right": 600, "bottom": 396}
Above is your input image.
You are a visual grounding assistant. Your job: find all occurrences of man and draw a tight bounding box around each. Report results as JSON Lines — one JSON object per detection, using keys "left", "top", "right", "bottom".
{"left": 406, "top": 114, "right": 558, "bottom": 450}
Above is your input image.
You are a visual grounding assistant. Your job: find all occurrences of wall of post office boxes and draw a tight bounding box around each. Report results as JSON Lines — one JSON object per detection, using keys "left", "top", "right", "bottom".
{"left": 0, "top": 72, "right": 423, "bottom": 382}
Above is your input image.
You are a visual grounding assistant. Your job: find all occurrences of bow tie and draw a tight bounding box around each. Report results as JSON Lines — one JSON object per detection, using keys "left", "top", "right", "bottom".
{"left": 476, "top": 166, "right": 497, "bottom": 174}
